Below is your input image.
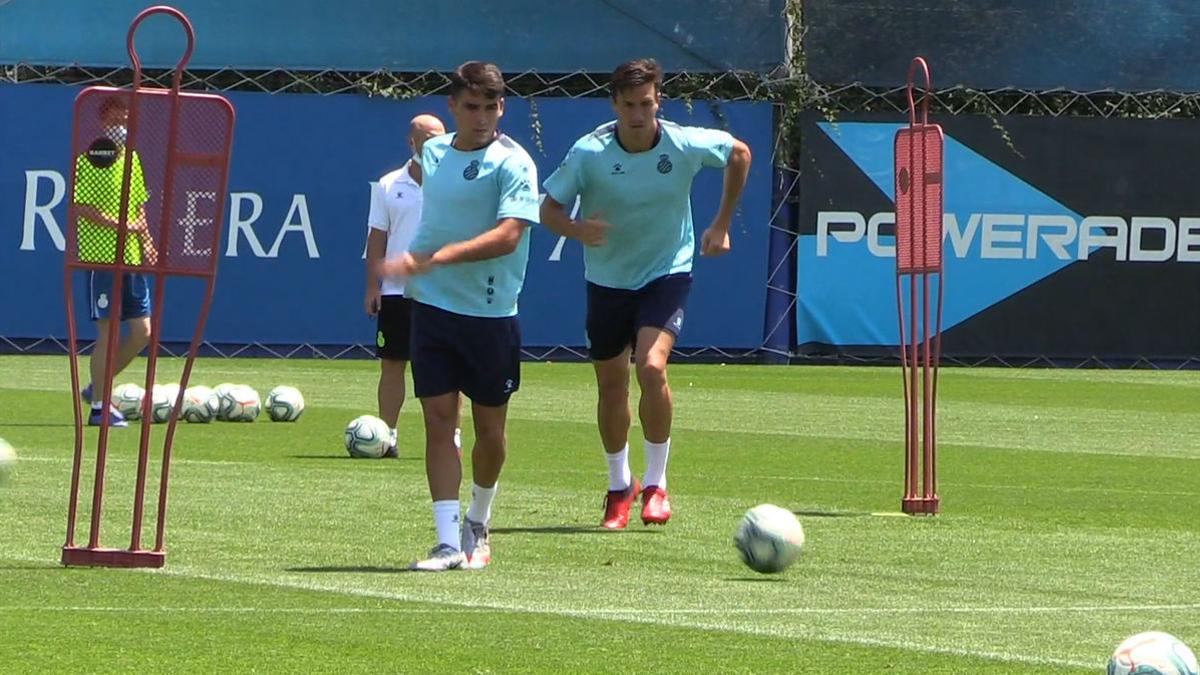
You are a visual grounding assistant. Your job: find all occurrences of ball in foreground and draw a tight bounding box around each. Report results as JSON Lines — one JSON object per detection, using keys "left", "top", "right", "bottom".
{"left": 734, "top": 503, "right": 805, "bottom": 574}
{"left": 265, "top": 385, "right": 305, "bottom": 422}
{"left": 1108, "top": 631, "right": 1198, "bottom": 675}
{"left": 345, "top": 415, "right": 391, "bottom": 459}
{"left": 0, "top": 438, "right": 15, "bottom": 486}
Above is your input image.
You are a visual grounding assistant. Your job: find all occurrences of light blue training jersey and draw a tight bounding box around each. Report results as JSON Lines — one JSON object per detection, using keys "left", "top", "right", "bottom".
{"left": 407, "top": 132, "right": 540, "bottom": 318}
{"left": 543, "top": 119, "right": 734, "bottom": 290}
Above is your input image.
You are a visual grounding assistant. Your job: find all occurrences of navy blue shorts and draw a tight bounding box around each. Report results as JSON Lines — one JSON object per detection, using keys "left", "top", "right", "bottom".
{"left": 89, "top": 271, "right": 151, "bottom": 322}
{"left": 410, "top": 302, "right": 521, "bottom": 407}
{"left": 375, "top": 295, "right": 413, "bottom": 361}
{"left": 586, "top": 273, "right": 693, "bottom": 361}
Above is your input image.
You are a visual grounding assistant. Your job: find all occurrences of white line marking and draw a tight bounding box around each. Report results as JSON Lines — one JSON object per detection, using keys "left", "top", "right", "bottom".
{"left": 161, "top": 566, "right": 1102, "bottom": 668}
{"left": 15, "top": 456, "right": 243, "bottom": 467}
{"left": 13, "top": 456, "right": 1200, "bottom": 497}
{"left": 3, "top": 603, "right": 1198, "bottom": 616}
{"left": 0, "top": 554, "right": 1111, "bottom": 669}
{"left": 0, "top": 606, "right": 479, "bottom": 614}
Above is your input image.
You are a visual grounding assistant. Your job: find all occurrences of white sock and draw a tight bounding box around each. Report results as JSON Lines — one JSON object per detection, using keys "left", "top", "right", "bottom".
{"left": 465, "top": 482, "right": 497, "bottom": 524}
{"left": 432, "top": 500, "right": 460, "bottom": 550}
{"left": 606, "top": 445, "right": 631, "bottom": 491}
{"left": 643, "top": 438, "right": 670, "bottom": 490}
{"left": 91, "top": 401, "right": 103, "bottom": 411}
{"left": 454, "top": 427, "right": 462, "bottom": 451}
{"left": 389, "top": 428, "right": 398, "bottom": 447}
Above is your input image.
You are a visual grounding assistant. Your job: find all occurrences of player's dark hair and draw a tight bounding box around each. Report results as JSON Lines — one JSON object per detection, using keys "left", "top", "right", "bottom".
{"left": 610, "top": 58, "right": 662, "bottom": 99}
{"left": 99, "top": 95, "right": 129, "bottom": 118}
{"left": 448, "top": 61, "right": 505, "bottom": 99}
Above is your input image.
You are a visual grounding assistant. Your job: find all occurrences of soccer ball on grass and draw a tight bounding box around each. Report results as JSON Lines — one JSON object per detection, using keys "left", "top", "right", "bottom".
{"left": 265, "top": 385, "right": 305, "bottom": 422}
{"left": 344, "top": 415, "right": 391, "bottom": 459}
{"left": 149, "top": 383, "right": 182, "bottom": 424}
{"left": 1107, "top": 631, "right": 1198, "bottom": 675}
{"left": 181, "top": 386, "right": 220, "bottom": 423}
{"left": 733, "top": 503, "right": 805, "bottom": 574}
{"left": 218, "top": 384, "right": 261, "bottom": 422}
{"left": 112, "top": 383, "right": 145, "bottom": 420}
{"left": 0, "top": 437, "right": 16, "bottom": 486}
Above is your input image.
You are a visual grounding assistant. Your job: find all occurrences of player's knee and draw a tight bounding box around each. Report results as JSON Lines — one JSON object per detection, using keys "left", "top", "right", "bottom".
{"left": 380, "top": 358, "right": 407, "bottom": 379}
{"left": 635, "top": 356, "right": 668, "bottom": 386}
{"left": 597, "top": 377, "right": 629, "bottom": 402}
{"left": 128, "top": 324, "right": 151, "bottom": 350}
{"left": 595, "top": 361, "right": 630, "bottom": 397}
{"left": 424, "top": 406, "right": 456, "bottom": 430}
{"left": 473, "top": 424, "right": 506, "bottom": 450}
{"left": 424, "top": 420, "right": 457, "bottom": 451}
{"left": 92, "top": 321, "right": 111, "bottom": 347}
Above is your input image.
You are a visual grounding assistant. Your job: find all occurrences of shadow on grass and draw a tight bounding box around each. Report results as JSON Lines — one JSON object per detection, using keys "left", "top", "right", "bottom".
{"left": 288, "top": 454, "right": 419, "bottom": 462}
{"left": 792, "top": 509, "right": 871, "bottom": 519}
{"left": 723, "top": 576, "right": 791, "bottom": 583}
{"left": 286, "top": 565, "right": 413, "bottom": 574}
{"left": 491, "top": 526, "right": 660, "bottom": 535}
{"left": 0, "top": 423, "right": 77, "bottom": 428}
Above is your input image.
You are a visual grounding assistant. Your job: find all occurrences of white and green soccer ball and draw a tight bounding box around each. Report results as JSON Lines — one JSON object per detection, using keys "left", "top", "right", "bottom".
{"left": 149, "top": 383, "right": 182, "bottom": 424}
{"left": 265, "top": 385, "right": 304, "bottom": 422}
{"left": 734, "top": 503, "right": 805, "bottom": 574}
{"left": 344, "top": 415, "right": 391, "bottom": 459}
{"left": 112, "top": 383, "right": 145, "bottom": 420}
{"left": 0, "top": 437, "right": 16, "bottom": 486}
{"left": 181, "top": 386, "right": 220, "bottom": 423}
{"left": 1108, "top": 632, "right": 1198, "bottom": 675}
{"left": 218, "top": 384, "right": 261, "bottom": 422}
{"left": 212, "top": 383, "right": 237, "bottom": 420}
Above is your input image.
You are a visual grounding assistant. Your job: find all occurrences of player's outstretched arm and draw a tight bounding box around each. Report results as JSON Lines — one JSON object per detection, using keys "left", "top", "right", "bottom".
{"left": 539, "top": 197, "right": 610, "bottom": 246}
{"left": 700, "top": 138, "right": 753, "bottom": 257}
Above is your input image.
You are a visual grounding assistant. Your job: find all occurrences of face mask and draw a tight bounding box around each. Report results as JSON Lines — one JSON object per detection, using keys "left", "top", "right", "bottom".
{"left": 105, "top": 125, "right": 128, "bottom": 145}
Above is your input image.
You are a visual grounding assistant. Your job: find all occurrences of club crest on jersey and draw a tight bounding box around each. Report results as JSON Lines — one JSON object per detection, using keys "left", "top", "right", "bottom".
{"left": 463, "top": 160, "right": 480, "bottom": 180}
{"left": 657, "top": 154, "right": 673, "bottom": 174}
{"left": 611, "top": 162, "right": 625, "bottom": 175}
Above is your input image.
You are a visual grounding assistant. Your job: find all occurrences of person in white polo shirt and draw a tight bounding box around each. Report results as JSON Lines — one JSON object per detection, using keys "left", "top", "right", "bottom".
{"left": 364, "top": 113, "right": 446, "bottom": 457}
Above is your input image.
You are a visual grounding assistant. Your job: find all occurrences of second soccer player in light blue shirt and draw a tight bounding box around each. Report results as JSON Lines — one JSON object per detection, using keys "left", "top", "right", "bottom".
{"left": 381, "top": 61, "right": 539, "bottom": 572}
{"left": 541, "top": 58, "right": 752, "bottom": 531}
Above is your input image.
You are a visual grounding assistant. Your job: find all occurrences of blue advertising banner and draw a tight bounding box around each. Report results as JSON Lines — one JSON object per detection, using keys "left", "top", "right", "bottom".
{"left": 796, "top": 113, "right": 1200, "bottom": 360}
{"left": 0, "top": 1, "right": 785, "bottom": 74}
{"left": 1, "top": 84, "right": 773, "bottom": 349}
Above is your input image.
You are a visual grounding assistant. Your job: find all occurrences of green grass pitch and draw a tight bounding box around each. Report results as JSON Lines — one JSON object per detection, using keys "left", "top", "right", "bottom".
{"left": 0, "top": 354, "right": 1197, "bottom": 673}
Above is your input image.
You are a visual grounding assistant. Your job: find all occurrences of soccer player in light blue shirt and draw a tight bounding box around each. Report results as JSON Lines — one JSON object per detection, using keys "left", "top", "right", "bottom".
{"left": 380, "top": 62, "right": 540, "bottom": 572}
{"left": 541, "top": 58, "right": 752, "bottom": 530}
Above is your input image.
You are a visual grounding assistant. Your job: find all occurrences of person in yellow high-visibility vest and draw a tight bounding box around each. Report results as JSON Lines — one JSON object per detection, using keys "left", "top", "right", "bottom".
{"left": 75, "top": 96, "right": 157, "bottom": 427}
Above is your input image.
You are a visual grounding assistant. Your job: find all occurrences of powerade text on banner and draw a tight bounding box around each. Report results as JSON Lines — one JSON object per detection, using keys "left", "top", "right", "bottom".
{"left": 797, "top": 113, "right": 1200, "bottom": 360}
